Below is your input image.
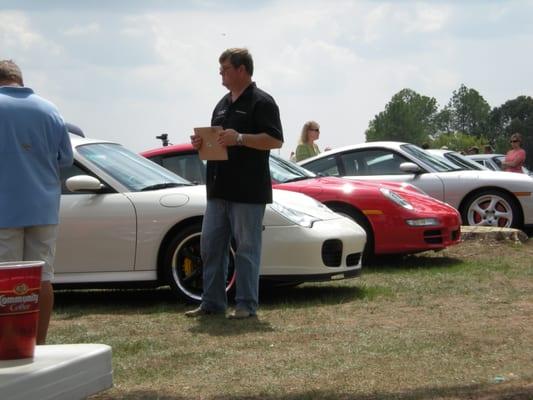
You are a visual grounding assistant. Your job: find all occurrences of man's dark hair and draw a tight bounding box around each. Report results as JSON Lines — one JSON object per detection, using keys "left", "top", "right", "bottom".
{"left": 219, "top": 48, "right": 254, "bottom": 76}
{"left": 0, "top": 59, "right": 23, "bottom": 86}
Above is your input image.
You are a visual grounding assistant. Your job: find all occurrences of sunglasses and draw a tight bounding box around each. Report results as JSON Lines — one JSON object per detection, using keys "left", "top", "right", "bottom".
{"left": 510, "top": 139, "right": 520, "bottom": 143}
{"left": 309, "top": 128, "right": 320, "bottom": 132}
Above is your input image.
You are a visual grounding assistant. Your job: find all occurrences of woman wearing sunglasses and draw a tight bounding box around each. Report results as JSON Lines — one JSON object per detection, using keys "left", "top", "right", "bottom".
{"left": 294, "top": 120, "right": 329, "bottom": 161}
{"left": 502, "top": 132, "right": 526, "bottom": 173}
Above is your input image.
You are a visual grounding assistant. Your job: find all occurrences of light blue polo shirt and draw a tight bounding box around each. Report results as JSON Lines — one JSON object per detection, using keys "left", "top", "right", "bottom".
{"left": 0, "top": 86, "right": 73, "bottom": 228}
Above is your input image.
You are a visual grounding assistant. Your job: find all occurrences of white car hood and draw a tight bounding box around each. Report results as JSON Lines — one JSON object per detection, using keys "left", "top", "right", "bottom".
{"left": 270, "top": 188, "right": 340, "bottom": 221}
{"left": 130, "top": 185, "right": 340, "bottom": 226}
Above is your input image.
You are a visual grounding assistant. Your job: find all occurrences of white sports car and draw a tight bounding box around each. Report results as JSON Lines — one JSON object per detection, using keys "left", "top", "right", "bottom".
{"left": 299, "top": 141, "right": 533, "bottom": 229}
{"left": 467, "top": 153, "right": 533, "bottom": 176}
{"left": 53, "top": 134, "right": 366, "bottom": 302}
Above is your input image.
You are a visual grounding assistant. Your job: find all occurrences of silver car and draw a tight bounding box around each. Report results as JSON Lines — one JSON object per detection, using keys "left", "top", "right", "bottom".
{"left": 299, "top": 141, "right": 533, "bottom": 228}
{"left": 467, "top": 153, "right": 532, "bottom": 176}
{"left": 53, "top": 135, "right": 367, "bottom": 302}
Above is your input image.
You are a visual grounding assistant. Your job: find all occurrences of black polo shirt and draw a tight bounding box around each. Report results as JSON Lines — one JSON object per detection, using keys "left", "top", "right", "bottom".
{"left": 206, "top": 82, "right": 283, "bottom": 203}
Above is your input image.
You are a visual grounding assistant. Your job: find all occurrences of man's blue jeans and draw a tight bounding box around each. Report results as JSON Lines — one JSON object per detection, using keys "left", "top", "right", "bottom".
{"left": 200, "top": 199, "right": 265, "bottom": 315}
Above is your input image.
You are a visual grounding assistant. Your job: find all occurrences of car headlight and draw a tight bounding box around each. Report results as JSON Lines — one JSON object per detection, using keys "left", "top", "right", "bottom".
{"left": 380, "top": 188, "right": 414, "bottom": 210}
{"left": 270, "top": 201, "right": 322, "bottom": 228}
{"left": 405, "top": 218, "right": 440, "bottom": 227}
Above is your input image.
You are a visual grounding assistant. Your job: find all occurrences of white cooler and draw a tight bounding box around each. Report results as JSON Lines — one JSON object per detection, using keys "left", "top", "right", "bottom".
{"left": 0, "top": 344, "right": 113, "bottom": 400}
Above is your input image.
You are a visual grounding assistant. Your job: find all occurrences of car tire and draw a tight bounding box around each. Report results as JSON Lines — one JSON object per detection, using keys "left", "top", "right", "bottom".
{"left": 327, "top": 203, "right": 374, "bottom": 264}
{"left": 461, "top": 189, "right": 521, "bottom": 228}
{"left": 162, "top": 222, "right": 236, "bottom": 303}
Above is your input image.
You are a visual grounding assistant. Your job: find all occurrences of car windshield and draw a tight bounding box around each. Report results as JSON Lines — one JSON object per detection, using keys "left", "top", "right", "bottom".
{"left": 269, "top": 154, "right": 316, "bottom": 183}
{"left": 77, "top": 143, "right": 191, "bottom": 191}
{"left": 401, "top": 144, "right": 459, "bottom": 172}
{"left": 493, "top": 156, "right": 505, "bottom": 168}
{"left": 444, "top": 152, "right": 486, "bottom": 170}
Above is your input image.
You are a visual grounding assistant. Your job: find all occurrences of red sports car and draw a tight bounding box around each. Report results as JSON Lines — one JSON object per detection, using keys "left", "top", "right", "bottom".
{"left": 141, "top": 144, "right": 461, "bottom": 260}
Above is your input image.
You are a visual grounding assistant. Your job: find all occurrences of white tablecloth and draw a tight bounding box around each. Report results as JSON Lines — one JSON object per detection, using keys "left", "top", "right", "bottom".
{"left": 0, "top": 344, "right": 113, "bottom": 400}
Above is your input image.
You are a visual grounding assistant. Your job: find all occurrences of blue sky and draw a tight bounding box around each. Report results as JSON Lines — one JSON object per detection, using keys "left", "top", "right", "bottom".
{"left": 2, "top": 0, "right": 532, "bottom": 157}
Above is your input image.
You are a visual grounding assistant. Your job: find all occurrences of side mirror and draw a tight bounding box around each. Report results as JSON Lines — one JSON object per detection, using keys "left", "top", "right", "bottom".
{"left": 399, "top": 162, "right": 422, "bottom": 174}
{"left": 66, "top": 175, "right": 104, "bottom": 192}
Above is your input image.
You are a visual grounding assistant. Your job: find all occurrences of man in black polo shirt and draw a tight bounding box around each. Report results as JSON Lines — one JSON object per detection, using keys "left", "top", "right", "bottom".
{"left": 187, "top": 48, "right": 283, "bottom": 319}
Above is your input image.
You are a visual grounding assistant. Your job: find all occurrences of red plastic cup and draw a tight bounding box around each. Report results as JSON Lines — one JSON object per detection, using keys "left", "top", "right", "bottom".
{"left": 0, "top": 261, "right": 43, "bottom": 360}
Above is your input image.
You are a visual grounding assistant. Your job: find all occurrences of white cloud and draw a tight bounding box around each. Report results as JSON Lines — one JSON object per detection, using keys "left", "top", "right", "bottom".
{"left": 361, "top": 4, "right": 392, "bottom": 43}
{"left": 0, "top": 11, "right": 50, "bottom": 50}
{"left": 406, "top": 4, "right": 450, "bottom": 33}
{"left": 62, "top": 22, "right": 100, "bottom": 36}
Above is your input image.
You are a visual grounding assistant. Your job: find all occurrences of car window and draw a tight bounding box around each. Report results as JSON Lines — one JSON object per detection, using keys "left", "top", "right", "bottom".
{"left": 493, "top": 156, "right": 504, "bottom": 168}
{"left": 77, "top": 143, "right": 190, "bottom": 191}
{"left": 269, "top": 154, "right": 315, "bottom": 183}
{"left": 148, "top": 155, "right": 162, "bottom": 165}
{"left": 402, "top": 144, "right": 457, "bottom": 172}
{"left": 303, "top": 156, "right": 339, "bottom": 176}
{"left": 472, "top": 159, "right": 489, "bottom": 170}
{"left": 444, "top": 152, "right": 485, "bottom": 170}
{"left": 340, "top": 149, "right": 409, "bottom": 175}
{"left": 480, "top": 159, "right": 496, "bottom": 170}
{"left": 160, "top": 154, "right": 206, "bottom": 184}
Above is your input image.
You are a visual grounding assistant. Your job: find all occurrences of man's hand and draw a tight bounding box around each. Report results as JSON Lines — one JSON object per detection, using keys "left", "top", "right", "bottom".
{"left": 218, "top": 129, "right": 240, "bottom": 146}
{"left": 190, "top": 134, "right": 202, "bottom": 150}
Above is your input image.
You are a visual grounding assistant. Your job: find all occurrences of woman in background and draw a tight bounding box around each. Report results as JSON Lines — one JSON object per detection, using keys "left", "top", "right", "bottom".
{"left": 502, "top": 132, "right": 526, "bottom": 173}
{"left": 295, "top": 121, "right": 328, "bottom": 161}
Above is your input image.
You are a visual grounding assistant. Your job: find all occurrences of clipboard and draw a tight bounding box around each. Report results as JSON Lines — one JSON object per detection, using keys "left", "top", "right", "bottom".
{"left": 194, "top": 126, "right": 228, "bottom": 160}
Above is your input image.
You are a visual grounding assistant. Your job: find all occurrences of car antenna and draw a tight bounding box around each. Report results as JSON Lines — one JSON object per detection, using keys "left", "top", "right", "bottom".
{"left": 156, "top": 133, "right": 170, "bottom": 147}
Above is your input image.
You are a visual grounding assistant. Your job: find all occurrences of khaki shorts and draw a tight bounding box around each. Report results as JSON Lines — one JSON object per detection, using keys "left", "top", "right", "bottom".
{"left": 0, "top": 225, "right": 58, "bottom": 282}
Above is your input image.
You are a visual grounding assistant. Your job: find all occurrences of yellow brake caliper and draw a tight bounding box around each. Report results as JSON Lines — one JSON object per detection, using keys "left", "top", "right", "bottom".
{"left": 183, "top": 257, "right": 193, "bottom": 277}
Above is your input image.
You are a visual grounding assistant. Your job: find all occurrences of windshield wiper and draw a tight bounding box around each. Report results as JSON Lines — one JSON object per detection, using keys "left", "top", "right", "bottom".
{"left": 141, "top": 183, "right": 187, "bottom": 191}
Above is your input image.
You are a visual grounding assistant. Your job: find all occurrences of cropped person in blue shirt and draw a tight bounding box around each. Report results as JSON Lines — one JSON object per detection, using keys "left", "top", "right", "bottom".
{"left": 0, "top": 60, "right": 73, "bottom": 344}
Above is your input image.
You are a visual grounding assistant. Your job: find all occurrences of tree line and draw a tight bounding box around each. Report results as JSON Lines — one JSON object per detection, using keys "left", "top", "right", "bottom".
{"left": 365, "top": 85, "right": 533, "bottom": 169}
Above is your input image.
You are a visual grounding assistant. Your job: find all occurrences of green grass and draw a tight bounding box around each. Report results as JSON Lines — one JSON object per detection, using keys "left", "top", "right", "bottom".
{"left": 49, "top": 239, "right": 533, "bottom": 399}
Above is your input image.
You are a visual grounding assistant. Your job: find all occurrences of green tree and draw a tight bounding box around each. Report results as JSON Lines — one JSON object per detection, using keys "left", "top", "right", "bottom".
{"left": 365, "top": 88, "right": 438, "bottom": 144}
{"left": 434, "top": 108, "right": 454, "bottom": 135}
{"left": 445, "top": 84, "right": 491, "bottom": 136}
{"left": 431, "top": 132, "right": 490, "bottom": 154}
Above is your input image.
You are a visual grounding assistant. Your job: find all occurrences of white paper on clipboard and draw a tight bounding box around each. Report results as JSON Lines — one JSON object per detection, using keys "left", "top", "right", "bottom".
{"left": 194, "top": 126, "right": 227, "bottom": 160}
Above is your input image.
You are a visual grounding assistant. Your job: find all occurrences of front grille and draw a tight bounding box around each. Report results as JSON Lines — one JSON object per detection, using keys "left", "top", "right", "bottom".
{"left": 346, "top": 253, "right": 361, "bottom": 266}
{"left": 451, "top": 229, "right": 460, "bottom": 241}
{"left": 424, "top": 229, "right": 443, "bottom": 244}
{"left": 322, "top": 239, "right": 343, "bottom": 267}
